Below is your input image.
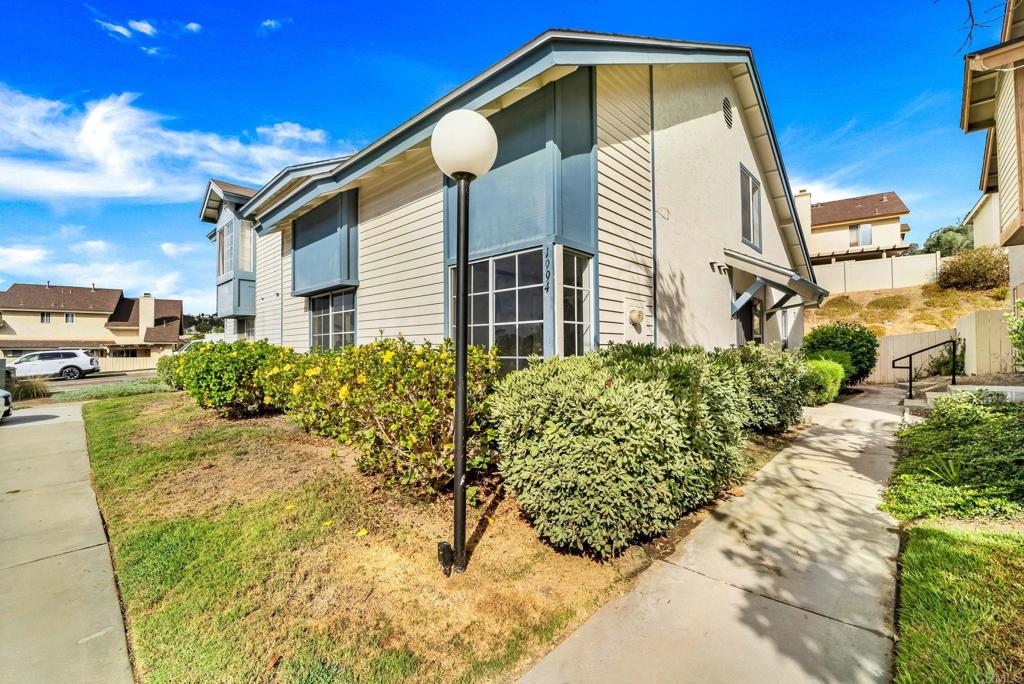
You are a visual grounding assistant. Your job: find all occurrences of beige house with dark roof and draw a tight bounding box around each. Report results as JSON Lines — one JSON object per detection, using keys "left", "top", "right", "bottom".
{"left": 794, "top": 190, "right": 911, "bottom": 265}
{"left": 0, "top": 283, "right": 183, "bottom": 361}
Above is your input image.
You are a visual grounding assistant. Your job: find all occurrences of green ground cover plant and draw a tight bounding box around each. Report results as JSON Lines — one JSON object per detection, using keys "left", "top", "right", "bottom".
{"left": 53, "top": 378, "right": 172, "bottom": 402}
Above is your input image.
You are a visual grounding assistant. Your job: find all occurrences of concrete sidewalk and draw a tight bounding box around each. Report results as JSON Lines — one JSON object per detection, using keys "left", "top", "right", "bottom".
{"left": 522, "top": 387, "right": 903, "bottom": 684}
{"left": 0, "top": 403, "right": 133, "bottom": 684}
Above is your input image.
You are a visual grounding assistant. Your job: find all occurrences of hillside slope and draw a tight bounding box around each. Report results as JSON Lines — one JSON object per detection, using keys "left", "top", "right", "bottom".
{"left": 805, "top": 283, "right": 1008, "bottom": 336}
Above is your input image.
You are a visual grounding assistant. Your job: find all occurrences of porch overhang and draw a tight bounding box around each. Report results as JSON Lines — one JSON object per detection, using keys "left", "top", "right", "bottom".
{"left": 723, "top": 248, "right": 828, "bottom": 312}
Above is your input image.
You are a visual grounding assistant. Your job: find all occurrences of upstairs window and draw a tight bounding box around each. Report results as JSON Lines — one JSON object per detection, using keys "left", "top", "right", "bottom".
{"left": 238, "top": 220, "right": 254, "bottom": 272}
{"left": 740, "top": 167, "right": 762, "bottom": 250}
{"left": 64, "top": 313, "right": 75, "bottom": 324}
{"left": 849, "top": 224, "right": 872, "bottom": 247}
{"left": 39, "top": 312, "right": 50, "bottom": 324}
{"left": 311, "top": 289, "right": 355, "bottom": 350}
{"left": 217, "top": 220, "right": 234, "bottom": 276}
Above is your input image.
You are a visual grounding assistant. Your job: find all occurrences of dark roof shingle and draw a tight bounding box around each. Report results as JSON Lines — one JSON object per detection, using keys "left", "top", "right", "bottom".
{"left": 0, "top": 283, "right": 123, "bottom": 312}
{"left": 211, "top": 179, "right": 258, "bottom": 198}
{"left": 811, "top": 192, "right": 910, "bottom": 227}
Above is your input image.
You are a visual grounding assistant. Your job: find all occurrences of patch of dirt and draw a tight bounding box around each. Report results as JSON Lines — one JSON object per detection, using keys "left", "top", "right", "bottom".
{"left": 140, "top": 427, "right": 355, "bottom": 520}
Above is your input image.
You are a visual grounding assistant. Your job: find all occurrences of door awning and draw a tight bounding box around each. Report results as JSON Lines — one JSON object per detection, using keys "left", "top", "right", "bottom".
{"left": 722, "top": 248, "right": 828, "bottom": 308}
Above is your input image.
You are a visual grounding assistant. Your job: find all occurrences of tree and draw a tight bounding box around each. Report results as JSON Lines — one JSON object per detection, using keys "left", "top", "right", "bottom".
{"left": 921, "top": 223, "right": 973, "bottom": 256}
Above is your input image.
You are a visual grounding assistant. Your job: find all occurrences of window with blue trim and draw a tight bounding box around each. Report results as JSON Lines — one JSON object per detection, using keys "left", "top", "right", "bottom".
{"left": 311, "top": 289, "right": 355, "bottom": 349}
{"left": 449, "top": 248, "right": 544, "bottom": 373}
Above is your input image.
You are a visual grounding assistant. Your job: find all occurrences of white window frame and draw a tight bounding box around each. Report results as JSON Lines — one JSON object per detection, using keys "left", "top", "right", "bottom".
{"left": 741, "top": 166, "right": 762, "bottom": 251}
{"left": 39, "top": 312, "right": 50, "bottom": 324}
{"left": 310, "top": 288, "right": 356, "bottom": 350}
{"left": 238, "top": 220, "right": 254, "bottom": 272}
{"left": 64, "top": 312, "right": 75, "bottom": 324}
{"left": 449, "top": 247, "right": 545, "bottom": 372}
{"left": 217, "top": 220, "right": 234, "bottom": 277}
{"left": 849, "top": 223, "right": 872, "bottom": 247}
{"left": 555, "top": 245, "right": 592, "bottom": 357}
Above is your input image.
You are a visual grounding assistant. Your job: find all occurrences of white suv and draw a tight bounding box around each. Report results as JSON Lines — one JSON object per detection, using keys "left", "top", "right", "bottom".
{"left": 12, "top": 350, "right": 100, "bottom": 380}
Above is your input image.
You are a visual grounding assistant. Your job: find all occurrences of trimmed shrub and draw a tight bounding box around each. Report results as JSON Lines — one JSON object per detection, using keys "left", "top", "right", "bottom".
{"left": 492, "top": 348, "right": 750, "bottom": 558}
{"left": 719, "top": 343, "right": 807, "bottom": 434}
{"left": 178, "top": 340, "right": 280, "bottom": 417}
{"left": 803, "top": 322, "right": 878, "bottom": 386}
{"left": 806, "top": 349, "right": 854, "bottom": 388}
{"left": 261, "top": 338, "right": 498, "bottom": 492}
{"left": 937, "top": 246, "right": 1009, "bottom": 291}
{"left": 803, "top": 359, "right": 844, "bottom": 405}
{"left": 156, "top": 354, "right": 183, "bottom": 390}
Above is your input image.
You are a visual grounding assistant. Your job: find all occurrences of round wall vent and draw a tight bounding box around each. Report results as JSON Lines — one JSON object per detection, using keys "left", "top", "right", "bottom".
{"left": 723, "top": 97, "right": 733, "bottom": 129}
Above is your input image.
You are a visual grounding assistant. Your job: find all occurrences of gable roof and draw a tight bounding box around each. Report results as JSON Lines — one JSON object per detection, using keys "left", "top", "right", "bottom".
{"left": 0, "top": 283, "right": 123, "bottom": 313}
{"left": 145, "top": 299, "right": 184, "bottom": 342}
{"left": 199, "top": 178, "right": 259, "bottom": 224}
{"left": 105, "top": 296, "right": 183, "bottom": 334}
{"left": 241, "top": 29, "right": 816, "bottom": 281}
{"left": 810, "top": 192, "right": 909, "bottom": 227}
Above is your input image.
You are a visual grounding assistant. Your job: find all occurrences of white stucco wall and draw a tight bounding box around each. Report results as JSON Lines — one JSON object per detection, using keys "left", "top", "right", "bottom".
{"left": 808, "top": 215, "right": 904, "bottom": 255}
{"left": 651, "top": 62, "right": 799, "bottom": 349}
{"left": 970, "top": 192, "right": 1001, "bottom": 247}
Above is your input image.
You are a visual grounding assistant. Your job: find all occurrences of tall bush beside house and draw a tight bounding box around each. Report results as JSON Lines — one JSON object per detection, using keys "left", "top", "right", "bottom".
{"left": 719, "top": 343, "right": 808, "bottom": 433}
{"left": 803, "top": 359, "right": 844, "bottom": 406}
{"left": 155, "top": 354, "right": 183, "bottom": 390}
{"left": 178, "top": 340, "right": 280, "bottom": 417}
{"left": 803, "top": 322, "right": 879, "bottom": 386}
{"left": 936, "top": 246, "right": 1009, "bottom": 290}
{"left": 1007, "top": 301, "right": 1024, "bottom": 367}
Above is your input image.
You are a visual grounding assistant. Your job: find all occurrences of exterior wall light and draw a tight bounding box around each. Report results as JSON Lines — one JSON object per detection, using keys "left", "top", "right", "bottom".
{"left": 430, "top": 109, "right": 497, "bottom": 576}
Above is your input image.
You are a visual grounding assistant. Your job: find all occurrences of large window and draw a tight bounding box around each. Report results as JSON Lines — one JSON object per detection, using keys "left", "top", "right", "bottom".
{"left": 217, "top": 220, "right": 234, "bottom": 276}
{"left": 740, "top": 167, "right": 762, "bottom": 250}
{"left": 311, "top": 289, "right": 355, "bottom": 349}
{"left": 561, "top": 249, "right": 592, "bottom": 356}
{"left": 450, "top": 248, "right": 544, "bottom": 373}
{"left": 849, "top": 224, "right": 872, "bottom": 247}
{"left": 238, "top": 220, "right": 253, "bottom": 272}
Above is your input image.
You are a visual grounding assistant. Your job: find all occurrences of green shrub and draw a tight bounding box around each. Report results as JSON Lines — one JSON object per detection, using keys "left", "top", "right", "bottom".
{"left": 719, "top": 343, "right": 807, "bottom": 434}
{"left": 882, "top": 393, "right": 1024, "bottom": 520}
{"left": 937, "top": 246, "right": 1009, "bottom": 291}
{"left": 803, "top": 359, "right": 844, "bottom": 405}
{"left": 178, "top": 340, "right": 280, "bottom": 417}
{"left": 803, "top": 322, "right": 878, "bottom": 386}
{"left": 11, "top": 378, "right": 49, "bottom": 400}
{"left": 925, "top": 339, "right": 965, "bottom": 377}
{"left": 492, "top": 349, "right": 749, "bottom": 558}
{"left": 1007, "top": 301, "right": 1024, "bottom": 367}
{"left": 261, "top": 338, "right": 498, "bottom": 493}
{"left": 806, "top": 349, "right": 854, "bottom": 387}
{"left": 156, "top": 354, "right": 183, "bottom": 390}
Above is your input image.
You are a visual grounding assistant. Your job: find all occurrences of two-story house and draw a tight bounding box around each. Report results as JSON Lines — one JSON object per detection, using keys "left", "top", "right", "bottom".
{"left": 794, "top": 189, "right": 912, "bottom": 265}
{"left": 961, "top": 0, "right": 1024, "bottom": 305}
{"left": 200, "top": 30, "right": 826, "bottom": 364}
{"left": 0, "top": 283, "right": 183, "bottom": 361}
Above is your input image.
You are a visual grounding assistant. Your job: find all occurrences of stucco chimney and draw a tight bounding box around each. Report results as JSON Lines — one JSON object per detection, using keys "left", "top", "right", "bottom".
{"left": 794, "top": 189, "right": 813, "bottom": 239}
{"left": 139, "top": 293, "right": 155, "bottom": 333}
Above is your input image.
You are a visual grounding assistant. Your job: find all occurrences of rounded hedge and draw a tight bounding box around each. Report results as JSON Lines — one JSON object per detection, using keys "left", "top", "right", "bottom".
{"left": 719, "top": 343, "right": 808, "bottom": 434}
{"left": 803, "top": 359, "right": 844, "bottom": 406}
{"left": 803, "top": 322, "right": 879, "bottom": 386}
{"left": 178, "top": 340, "right": 279, "bottom": 417}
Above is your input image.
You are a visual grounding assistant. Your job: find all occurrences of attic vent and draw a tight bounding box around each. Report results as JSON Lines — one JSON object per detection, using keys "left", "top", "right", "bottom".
{"left": 722, "top": 97, "right": 733, "bottom": 129}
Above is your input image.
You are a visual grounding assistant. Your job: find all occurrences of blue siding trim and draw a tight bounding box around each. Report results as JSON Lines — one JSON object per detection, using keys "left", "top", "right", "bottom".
{"left": 542, "top": 240, "right": 555, "bottom": 357}
{"left": 291, "top": 279, "right": 359, "bottom": 298}
{"left": 290, "top": 190, "right": 359, "bottom": 296}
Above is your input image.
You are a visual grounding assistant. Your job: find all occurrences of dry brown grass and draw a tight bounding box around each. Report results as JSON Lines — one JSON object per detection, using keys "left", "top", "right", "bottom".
{"left": 807, "top": 283, "right": 1009, "bottom": 336}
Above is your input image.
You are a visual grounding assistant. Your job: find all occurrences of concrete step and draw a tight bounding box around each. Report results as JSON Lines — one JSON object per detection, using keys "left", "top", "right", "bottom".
{"left": 902, "top": 398, "right": 928, "bottom": 409}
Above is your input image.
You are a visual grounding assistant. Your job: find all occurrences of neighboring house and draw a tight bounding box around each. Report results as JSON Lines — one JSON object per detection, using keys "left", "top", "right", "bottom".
{"left": 961, "top": 0, "right": 1024, "bottom": 304}
{"left": 0, "top": 283, "right": 183, "bottom": 360}
{"left": 963, "top": 192, "right": 1001, "bottom": 247}
{"left": 200, "top": 30, "right": 825, "bottom": 365}
{"left": 794, "top": 189, "right": 912, "bottom": 265}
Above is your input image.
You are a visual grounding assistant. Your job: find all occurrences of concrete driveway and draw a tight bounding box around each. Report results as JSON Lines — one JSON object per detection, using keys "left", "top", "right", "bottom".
{"left": 0, "top": 403, "right": 133, "bottom": 684}
{"left": 522, "top": 388, "right": 903, "bottom": 684}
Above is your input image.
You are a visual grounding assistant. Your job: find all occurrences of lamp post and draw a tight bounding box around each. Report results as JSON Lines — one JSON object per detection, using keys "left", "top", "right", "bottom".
{"left": 430, "top": 109, "right": 498, "bottom": 576}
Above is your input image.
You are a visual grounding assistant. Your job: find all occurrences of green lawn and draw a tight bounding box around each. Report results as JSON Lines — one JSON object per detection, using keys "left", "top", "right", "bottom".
{"left": 83, "top": 393, "right": 645, "bottom": 683}
{"left": 895, "top": 524, "right": 1024, "bottom": 684}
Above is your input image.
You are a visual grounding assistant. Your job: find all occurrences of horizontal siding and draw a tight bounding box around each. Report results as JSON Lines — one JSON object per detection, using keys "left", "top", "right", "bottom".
{"left": 997, "top": 72, "right": 1020, "bottom": 232}
{"left": 357, "top": 151, "right": 446, "bottom": 344}
{"left": 595, "top": 64, "right": 655, "bottom": 346}
{"left": 253, "top": 230, "right": 282, "bottom": 344}
{"left": 279, "top": 225, "right": 310, "bottom": 351}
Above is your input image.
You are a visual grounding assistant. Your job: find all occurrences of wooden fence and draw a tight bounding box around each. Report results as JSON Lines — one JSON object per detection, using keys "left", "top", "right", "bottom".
{"left": 865, "top": 329, "right": 955, "bottom": 385}
{"left": 98, "top": 356, "right": 162, "bottom": 373}
{"left": 957, "top": 309, "right": 1016, "bottom": 375}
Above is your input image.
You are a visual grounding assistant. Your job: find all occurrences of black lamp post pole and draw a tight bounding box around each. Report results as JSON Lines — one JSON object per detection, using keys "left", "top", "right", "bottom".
{"left": 452, "top": 172, "right": 474, "bottom": 574}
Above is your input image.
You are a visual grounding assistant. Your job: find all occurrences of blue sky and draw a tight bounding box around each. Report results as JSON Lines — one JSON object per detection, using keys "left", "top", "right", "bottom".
{"left": 0, "top": 1, "right": 1004, "bottom": 313}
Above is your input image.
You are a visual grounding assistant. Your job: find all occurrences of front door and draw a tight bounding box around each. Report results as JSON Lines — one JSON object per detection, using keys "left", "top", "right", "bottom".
{"left": 739, "top": 296, "right": 764, "bottom": 345}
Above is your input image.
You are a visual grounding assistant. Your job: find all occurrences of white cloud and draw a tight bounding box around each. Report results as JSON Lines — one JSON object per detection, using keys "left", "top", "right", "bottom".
{"left": 95, "top": 20, "right": 132, "bottom": 39}
{"left": 0, "top": 245, "right": 48, "bottom": 267}
{"left": 184, "top": 22, "right": 202, "bottom": 33}
{"left": 56, "top": 224, "right": 84, "bottom": 238}
{"left": 261, "top": 18, "right": 282, "bottom": 31}
{"left": 140, "top": 46, "right": 160, "bottom": 56}
{"left": 789, "top": 176, "right": 871, "bottom": 204}
{"left": 0, "top": 82, "right": 345, "bottom": 203}
{"left": 128, "top": 20, "right": 157, "bottom": 36}
{"left": 160, "top": 242, "right": 202, "bottom": 258}
{"left": 70, "top": 239, "right": 111, "bottom": 255}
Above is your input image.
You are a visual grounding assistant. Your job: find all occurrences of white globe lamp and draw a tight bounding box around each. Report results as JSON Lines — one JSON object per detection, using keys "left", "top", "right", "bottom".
{"left": 431, "top": 109, "right": 498, "bottom": 180}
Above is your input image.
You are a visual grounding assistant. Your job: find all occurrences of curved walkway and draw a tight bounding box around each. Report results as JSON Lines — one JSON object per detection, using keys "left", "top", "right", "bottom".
{"left": 0, "top": 402, "right": 133, "bottom": 684}
{"left": 522, "top": 387, "right": 904, "bottom": 684}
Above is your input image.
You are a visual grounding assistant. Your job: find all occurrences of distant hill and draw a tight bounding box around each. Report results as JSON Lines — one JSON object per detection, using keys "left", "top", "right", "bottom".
{"left": 805, "top": 283, "right": 1008, "bottom": 336}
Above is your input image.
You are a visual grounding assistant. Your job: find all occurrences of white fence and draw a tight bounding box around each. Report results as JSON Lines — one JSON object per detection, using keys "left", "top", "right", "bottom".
{"left": 865, "top": 329, "right": 954, "bottom": 385}
{"left": 957, "top": 309, "right": 1016, "bottom": 375}
{"left": 815, "top": 253, "right": 945, "bottom": 294}
{"left": 98, "top": 356, "right": 162, "bottom": 373}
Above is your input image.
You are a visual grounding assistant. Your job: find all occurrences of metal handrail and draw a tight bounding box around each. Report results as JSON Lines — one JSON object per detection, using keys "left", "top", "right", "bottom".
{"left": 892, "top": 338, "right": 958, "bottom": 399}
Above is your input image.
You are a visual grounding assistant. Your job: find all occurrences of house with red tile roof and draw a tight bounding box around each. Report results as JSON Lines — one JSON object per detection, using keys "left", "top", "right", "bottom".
{"left": 0, "top": 283, "right": 183, "bottom": 361}
{"left": 794, "top": 190, "right": 912, "bottom": 265}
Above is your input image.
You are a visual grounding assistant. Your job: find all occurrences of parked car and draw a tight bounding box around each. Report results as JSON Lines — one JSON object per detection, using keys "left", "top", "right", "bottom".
{"left": 11, "top": 350, "right": 100, "bottom": 380}
{"left": 0, "top": 388, "right": 11, "bottom": 422}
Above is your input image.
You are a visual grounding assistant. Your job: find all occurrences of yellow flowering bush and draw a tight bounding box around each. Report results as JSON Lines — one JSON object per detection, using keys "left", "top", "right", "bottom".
{"left": 177, "top": 340, "right": 282, "bottom": 417}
